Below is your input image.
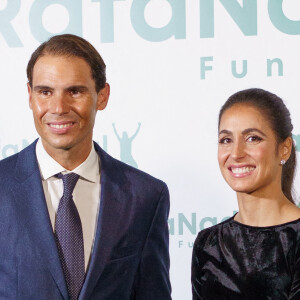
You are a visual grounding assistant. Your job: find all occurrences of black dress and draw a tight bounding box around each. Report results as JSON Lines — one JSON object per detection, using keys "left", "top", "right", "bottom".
{"left": 191, "top": 216, "right": 300, "bottom": 299}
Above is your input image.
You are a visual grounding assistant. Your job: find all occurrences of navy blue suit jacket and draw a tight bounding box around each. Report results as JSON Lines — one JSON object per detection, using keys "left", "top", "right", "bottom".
{"left": 0, "top": 140, "right": 171, "bottom": 299}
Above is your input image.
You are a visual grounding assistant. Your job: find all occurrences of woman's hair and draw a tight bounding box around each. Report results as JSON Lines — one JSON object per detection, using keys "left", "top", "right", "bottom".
{"left": 218, "top": 88, "right": 296, "bottom": 203}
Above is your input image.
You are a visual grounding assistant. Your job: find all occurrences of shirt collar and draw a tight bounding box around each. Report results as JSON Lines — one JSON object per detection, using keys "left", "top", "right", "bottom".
{"left": 36, "top": 139, "right": 100, "bottom": 183}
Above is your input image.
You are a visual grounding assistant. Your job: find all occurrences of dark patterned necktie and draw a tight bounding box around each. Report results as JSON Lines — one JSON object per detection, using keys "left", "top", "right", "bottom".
{"left": 54, "top": 173, "right": 85, "bottom": 300}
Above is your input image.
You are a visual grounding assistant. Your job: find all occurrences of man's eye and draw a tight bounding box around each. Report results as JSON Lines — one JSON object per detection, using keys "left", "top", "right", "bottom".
{"left": 219, "top": 137, "right": 231, "bottom": 144}
{"left": 41, "top": 90, "right": 51, "bottom": 96}
{"left": 70, "top": 90, "right": 80, "bottom": 95}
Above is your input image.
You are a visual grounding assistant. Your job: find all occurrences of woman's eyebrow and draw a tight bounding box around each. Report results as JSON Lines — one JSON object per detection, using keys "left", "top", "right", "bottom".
{"left": 218, "top": 129, "right": 232, "bottom": 136}
{"left": 242, "top": 128, "right": 267, "bottom": 137}
{"left": 218, "top": 128, "right": 267, "bottom": 137}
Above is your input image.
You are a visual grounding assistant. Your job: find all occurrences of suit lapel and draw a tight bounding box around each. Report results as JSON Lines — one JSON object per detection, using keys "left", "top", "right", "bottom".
{"left": 15, "top": 141, "right": 127, "bottom": 299}
{"left": 13, "top": 141, "right": 69, "bottom": 300}
{"left": 79, "top": 144, "right": 126, "bottom": 300}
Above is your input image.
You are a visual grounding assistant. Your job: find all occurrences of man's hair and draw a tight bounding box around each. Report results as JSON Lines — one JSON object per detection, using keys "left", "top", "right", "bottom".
{"left": 27, "top": 34, "right": 106, "bottom": 93}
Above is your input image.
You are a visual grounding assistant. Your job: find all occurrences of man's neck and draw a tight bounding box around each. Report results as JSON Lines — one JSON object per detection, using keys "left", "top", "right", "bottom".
{"left": 41, "top": 140, "right": 93, "bottom": 171}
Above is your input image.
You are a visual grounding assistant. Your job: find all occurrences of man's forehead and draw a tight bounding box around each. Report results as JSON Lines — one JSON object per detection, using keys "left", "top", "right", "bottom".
{"left": 32, "top": 54, "right": 94, "bottom": 86}
{"left": 34, "top": 54, "right": 89, "bottom": 68}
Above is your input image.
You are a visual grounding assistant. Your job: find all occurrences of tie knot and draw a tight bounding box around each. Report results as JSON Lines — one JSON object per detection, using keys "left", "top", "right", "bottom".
{"left": 57, "top": 173, "right": 80, "bottom": 197}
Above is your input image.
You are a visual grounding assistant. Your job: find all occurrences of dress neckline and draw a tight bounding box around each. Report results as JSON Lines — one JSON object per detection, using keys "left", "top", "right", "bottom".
{"left": 230, "top": 214, "right": 300, "bottom": 229}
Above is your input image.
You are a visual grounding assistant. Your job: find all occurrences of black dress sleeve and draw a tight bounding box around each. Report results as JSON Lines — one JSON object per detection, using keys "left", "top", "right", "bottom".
{"left": 289, "top": 237, "right": 300, "bottom": 299}
{"left": 191, "top": 230, "right": 207, "bottom": 300}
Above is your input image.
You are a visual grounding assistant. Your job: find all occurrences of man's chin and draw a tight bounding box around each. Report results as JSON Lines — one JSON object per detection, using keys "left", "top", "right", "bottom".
{"left": 41, "top": 138, "right": 75, "bottom": 152}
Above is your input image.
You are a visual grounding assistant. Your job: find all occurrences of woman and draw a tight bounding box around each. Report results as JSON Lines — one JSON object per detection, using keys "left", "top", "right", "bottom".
{"left": 192, "top": 88, "right": 300, "bottom": 299}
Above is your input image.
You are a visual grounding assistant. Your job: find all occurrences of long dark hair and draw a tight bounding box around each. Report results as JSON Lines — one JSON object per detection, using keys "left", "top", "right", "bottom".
{"left": 218, "top": 88, "right": 296, "bottom": 203}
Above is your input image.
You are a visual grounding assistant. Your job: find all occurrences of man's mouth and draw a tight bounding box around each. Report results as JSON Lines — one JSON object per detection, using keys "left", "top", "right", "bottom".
{"left": 49, "top": 122, "right": 74, "bottom": 129}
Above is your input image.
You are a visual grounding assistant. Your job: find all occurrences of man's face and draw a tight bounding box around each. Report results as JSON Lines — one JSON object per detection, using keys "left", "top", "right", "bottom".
{"left": 28, "top": 55, "right": 109, "bottom": 157}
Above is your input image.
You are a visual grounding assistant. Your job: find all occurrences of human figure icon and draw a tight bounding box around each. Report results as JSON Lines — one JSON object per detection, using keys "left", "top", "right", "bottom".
{"left": 112, "top": 122, "right": 141, "bottom": 168}
{"left": 292, "top": 134, "right": 300, "bottom": 151}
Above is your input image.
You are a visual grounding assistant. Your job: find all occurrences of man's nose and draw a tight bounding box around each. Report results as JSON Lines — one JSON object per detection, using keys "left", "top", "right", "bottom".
{"left": 50, "top": 93, "right": 70, "bottom": 115}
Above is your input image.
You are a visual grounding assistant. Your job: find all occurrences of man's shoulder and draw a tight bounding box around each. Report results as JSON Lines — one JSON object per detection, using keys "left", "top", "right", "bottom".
{"left": 0, "top": 140, "right": 37, "bottom": 179}
{"left": 0, "top": 150, "right": 19, "bottom": 175}
{"left": 0, "top": 152, "right": 20, "bottom": 189}
{"left": 94, "top": 142, "right": 167, "bottom": 192}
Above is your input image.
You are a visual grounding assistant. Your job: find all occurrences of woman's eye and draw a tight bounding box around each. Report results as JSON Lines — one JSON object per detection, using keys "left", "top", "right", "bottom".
{"left": 219, "top": 137, "right": 231, "bottom": 144}
{"left": 247, "top": 135, "right": 262, "bottom": 142}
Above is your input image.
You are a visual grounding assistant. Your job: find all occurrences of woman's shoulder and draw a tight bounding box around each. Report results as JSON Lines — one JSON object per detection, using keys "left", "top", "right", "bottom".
{"left": 193, "top": 216, "right": 235, "bottom": 249}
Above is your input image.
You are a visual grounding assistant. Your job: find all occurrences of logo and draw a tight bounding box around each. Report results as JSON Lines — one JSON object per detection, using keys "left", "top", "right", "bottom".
{"left": 169, "top": 211, "right": 237, "bottom": 249}
{"left": 1, "top": 122, "right": 142, "bottom": 168}
{"left": 1, "top": 0, "right": 300, "bottom": 47}
{"left": 293, "top": 134, "right": 300, "bottom": 152}
{"left": 0, "top": 139, "right": 30, "bottom": 159}
{"left": 112, "top": 123, "right": 141, "bottom": 168}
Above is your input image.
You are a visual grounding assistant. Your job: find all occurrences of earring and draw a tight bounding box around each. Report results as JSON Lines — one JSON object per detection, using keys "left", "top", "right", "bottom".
{"left": 280, "top": 160, "right": 286, "bottom": 165}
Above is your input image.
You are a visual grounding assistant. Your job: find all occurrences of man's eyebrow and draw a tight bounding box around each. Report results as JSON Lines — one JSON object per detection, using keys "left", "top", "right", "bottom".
{"left": 33, "top": 85, "right": 53, "bottom": 91}
{"left": 66, "top": 85, "right": 88, "bottom": 91}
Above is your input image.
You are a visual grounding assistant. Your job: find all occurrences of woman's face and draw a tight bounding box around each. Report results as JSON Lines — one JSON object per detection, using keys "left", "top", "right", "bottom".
{"left": 218, "top": 103, "right": 285, "bottom": 195}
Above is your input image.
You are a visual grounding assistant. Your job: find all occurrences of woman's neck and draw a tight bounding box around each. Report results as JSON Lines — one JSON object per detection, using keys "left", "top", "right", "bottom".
{"left": 235, "top": 188, "right": 299, "bottom": 227}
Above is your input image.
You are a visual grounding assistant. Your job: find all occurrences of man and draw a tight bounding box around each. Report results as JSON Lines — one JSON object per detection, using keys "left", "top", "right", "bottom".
{"left": 0, "top": 34, "right": 171, "bottom": 300}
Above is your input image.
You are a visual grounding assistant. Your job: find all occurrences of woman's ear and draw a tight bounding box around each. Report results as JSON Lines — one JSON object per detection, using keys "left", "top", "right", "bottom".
{"left": 280, "top": 136, "right": 293, "bottom": 162}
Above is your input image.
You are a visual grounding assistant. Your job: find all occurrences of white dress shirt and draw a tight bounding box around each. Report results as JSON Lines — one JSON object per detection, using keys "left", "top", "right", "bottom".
{"left": 36, "top": 139, "right": 101, "bottom": 271}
